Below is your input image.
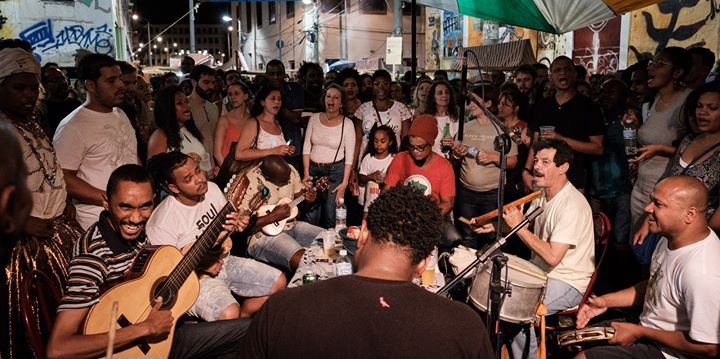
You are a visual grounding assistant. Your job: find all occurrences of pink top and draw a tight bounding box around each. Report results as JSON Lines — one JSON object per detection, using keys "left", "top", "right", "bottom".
{"left": 221, "top": 120, "right": 242, "bottom": 160}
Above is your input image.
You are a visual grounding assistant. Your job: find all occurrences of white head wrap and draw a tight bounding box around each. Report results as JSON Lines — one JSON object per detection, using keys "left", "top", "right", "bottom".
{"left": 0, "top": 47, "right": 41, "bottom": 81}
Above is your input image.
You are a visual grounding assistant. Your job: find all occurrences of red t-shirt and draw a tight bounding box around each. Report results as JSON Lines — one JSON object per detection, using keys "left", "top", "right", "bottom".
{"left": 385, "top": 152, "right": 456, "bottom": 203}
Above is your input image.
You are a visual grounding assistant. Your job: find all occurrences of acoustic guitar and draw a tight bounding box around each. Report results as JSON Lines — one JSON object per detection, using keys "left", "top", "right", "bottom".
{"left": 258, "top": 176, "right": 330, "bottom": 236}
{"left": 83, "top": 174, "right": 268, "bottom": 358}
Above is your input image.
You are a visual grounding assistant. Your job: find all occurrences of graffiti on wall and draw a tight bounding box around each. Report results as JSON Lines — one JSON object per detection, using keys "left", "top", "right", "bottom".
{"left": 425, "top": 8, "right": 441, "bottom": 70}
{"left": 19, "top": 19, "right": 113, "bottom": 61}
{"left": 442, "top": 11, "right": 462, "bottom": 59}
{"left": 77, "top": 0, "right": 111, "bottom": 14}
{"left": 629, "top": 0, "right": 719, "bottom": 63}
{"left": 573, "top": 17, "right": 621, "bottom": 75}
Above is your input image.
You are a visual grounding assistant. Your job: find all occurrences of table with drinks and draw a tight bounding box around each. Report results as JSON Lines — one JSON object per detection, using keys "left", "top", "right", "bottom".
{"left": 288, "top": 228, "right": 445, "bottom": 291}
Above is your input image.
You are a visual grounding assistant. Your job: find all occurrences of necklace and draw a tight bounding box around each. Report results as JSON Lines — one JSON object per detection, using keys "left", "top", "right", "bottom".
{"left": 11, "top": 119, "right": 62, "bottom": 192}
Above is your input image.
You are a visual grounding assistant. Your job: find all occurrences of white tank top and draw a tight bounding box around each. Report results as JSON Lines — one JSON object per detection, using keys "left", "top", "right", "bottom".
{"left": 256, "top": 125, "right": 286, "bottom": 150}
{"left": 178, "top": 126, "right": 207, "bottom": 157}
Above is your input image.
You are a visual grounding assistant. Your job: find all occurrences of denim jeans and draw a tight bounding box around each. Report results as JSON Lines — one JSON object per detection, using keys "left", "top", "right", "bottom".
{"left": 247, "top": 221, "right": 324, "bottom": 270}
{"left": 305, "top": 161, "right": 346, "bottom": 229}
{"left": 505, "top": 278, "right": 583, "bottom": 359}
{"left": 589, "top": 193, "right": 631, "bottom": 245}
{"left": 455, "top": 185, "right": 499, "bottom": 249}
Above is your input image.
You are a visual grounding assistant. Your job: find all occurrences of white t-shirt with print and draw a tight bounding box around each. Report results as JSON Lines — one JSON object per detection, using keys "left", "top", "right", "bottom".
{"left": 53, "top": 106, "right": 138, "bottom": 230}
{"left": 526, "top": 181, "right": 595, "bottom": 294}
{"left": 355, "top": 100, "right": 411, "bottom": 162}
{"left": 640, "top": 231, "right": 720, "bottom": 359}
{"left": 358, "top": 153, "right": 394, "bottom": 208}
{"left": 146, "top": 182, "right": 228, "bottom": 250}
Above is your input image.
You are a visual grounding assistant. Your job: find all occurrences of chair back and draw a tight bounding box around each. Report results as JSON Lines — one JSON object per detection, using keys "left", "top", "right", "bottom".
{"left": 20, "top": 270, "right": 62, "bottom": 359}
{"left": 579, "top": 211, "right": 612, "bottom": 305}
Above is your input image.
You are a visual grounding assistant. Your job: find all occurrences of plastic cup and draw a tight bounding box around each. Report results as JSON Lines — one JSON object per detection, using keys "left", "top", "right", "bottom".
{"left": 199, "top": 152, "right": 212, "bottom": 172}
{"left": 421, "top": 248, "right": 438, "bottom": 286}
{"left": 322, "top": 230, "right": 336, "bottom": 258}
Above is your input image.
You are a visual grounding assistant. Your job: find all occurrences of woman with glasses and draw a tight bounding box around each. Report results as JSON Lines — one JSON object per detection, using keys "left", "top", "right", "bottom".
{"left": 450, "top": 84, "right": 518, "bottom": 250}
{"left": 629, "top": 47, "right": 693, "bottom": 235}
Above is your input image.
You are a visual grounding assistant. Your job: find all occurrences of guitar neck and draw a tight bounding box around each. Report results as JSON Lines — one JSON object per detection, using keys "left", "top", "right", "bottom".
{"left": 159, "top": 202, "right": 235, "bottom": 296}
{"left": 288, "top": 195, "right": 305, "bottom": 209}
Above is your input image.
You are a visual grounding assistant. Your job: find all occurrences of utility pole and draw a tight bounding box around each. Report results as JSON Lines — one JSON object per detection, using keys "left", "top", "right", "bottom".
{"left": 147, "top": 23, "right": 152, "bottom": 66}
{"left": 313, "top": 2, "right": 319, "bottom": 63}
{"left": 189, "top": 0, "right": 196, "bottom": 53}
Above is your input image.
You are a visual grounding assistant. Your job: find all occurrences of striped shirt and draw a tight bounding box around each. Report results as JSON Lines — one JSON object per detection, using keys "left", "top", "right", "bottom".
{"left": 58, "top": 211, "right": 146, "bottom": 310}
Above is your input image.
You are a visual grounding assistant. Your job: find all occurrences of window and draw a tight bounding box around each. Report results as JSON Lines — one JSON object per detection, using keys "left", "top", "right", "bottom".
{"left": 360, "top": 0, "right": 386, "bottom": 14}
{"left": 256, "top": 2, "right": 263, "bottom": 28}
{"left": 286, "top": 2, "right": 295, "bottom": 18}
{"left": 269, "top": 1, "right": 277, "bottom": 24}
{"left": 246, "top": 3, "right": 253, "bottom": 32}
{"left": 321, "top": 0, "right": 344, "bottom": 13}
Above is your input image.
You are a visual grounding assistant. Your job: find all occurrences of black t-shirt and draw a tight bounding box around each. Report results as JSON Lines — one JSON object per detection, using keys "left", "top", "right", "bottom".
{"left": 530, "top": 93, "right": 604, "bottom": 189}
{"left": 242, "top": 275, "right": 494, "bottom": 359}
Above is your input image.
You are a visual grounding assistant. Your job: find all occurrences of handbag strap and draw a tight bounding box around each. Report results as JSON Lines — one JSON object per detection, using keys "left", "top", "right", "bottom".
{"left": 681, "top": 139, "right": 720, "bottom": 174}
{"left": 331, "top": 116, "right": 346, "bottom": 164}
{"left": 250, "top": 117, "right": 260, "bottom": 149}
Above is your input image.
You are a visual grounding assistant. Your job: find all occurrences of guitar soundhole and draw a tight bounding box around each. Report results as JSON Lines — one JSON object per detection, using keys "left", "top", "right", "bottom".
{"left": 151, "top": 277, "right": 177, "bottom": 310}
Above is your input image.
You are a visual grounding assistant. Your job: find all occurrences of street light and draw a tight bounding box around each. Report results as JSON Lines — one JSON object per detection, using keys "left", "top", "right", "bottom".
{"left": 132, "top": 14, "right": 139, "bottom": 21}
{"left": 222, "top": 15, "right": 232, "bottom": 22}
{"left": 133, "top": 14, "right": 153, "bottom": 66}
{"left": 157, "top": 36, "right": 163, "bottom": 43}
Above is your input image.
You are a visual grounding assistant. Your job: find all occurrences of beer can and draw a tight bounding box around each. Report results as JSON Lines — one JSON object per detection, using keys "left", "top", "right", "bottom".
{"left": 302, "top": 271, "right": 319, "bottom": 284}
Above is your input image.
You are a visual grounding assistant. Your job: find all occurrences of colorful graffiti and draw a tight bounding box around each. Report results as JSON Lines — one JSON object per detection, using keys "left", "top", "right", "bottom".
{"left": 19, "top": 19, "right": 113, "bottom": 60}
{"left": 425, "top": 8, "right": 441, "bottom": 70}
{"left": 442, "top": 11, "right": 462, "bottom": 59}
{"left": 77, "top": 0, "right": 111, "bottom": 14}
{"left": 629, "top": 0, "right": 719, "bottom": 63}
{"left": 573, "top": 17, "right": 621, "bottom": 75}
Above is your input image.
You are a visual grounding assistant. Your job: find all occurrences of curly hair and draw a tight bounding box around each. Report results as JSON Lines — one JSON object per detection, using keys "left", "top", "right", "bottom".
{"left": 366, "top": 185, "right": 441, "bottom": 264}
{"left": 365, "top": 124, "right": 398, "bottom": 158}
{"left": 423, "top": 80, "right": 459, "bottom": 121}
{"left": 154, "top": 85, "right": 203, "bottom": 151}
{"left": 298, "top": 61, "right": 323, "bottom": 82}
{"left": 250, "top": 84, "right": 282, "bottom": 117}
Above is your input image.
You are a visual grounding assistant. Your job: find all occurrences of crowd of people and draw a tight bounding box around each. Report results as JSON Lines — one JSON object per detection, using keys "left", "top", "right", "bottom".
{"left": 1, "top": 34, "right": 720, "bottom": 358}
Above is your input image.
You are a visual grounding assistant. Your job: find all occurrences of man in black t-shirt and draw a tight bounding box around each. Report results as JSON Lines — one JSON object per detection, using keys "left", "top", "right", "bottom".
{"left": 242, "top": 185, "right": 494, "bottom": 358}
{"left": 523, "top": 56, "right": 604, "bottom": 190}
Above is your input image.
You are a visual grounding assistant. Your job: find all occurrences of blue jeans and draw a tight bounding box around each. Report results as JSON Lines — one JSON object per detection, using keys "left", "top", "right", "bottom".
{"left": 455, "top": 185, "right": 499, "bottom": 249}
{"left": 506, "top": 278, "right": 583, "bottom": 359}
{"left": 247, "top": 221, "right": 324, "bottom": 270}
{"left": 590, "top": 193, "right": 631, "bottom": 245}
{"left": 305, "top": 161, "right": 345, "bottom": 229}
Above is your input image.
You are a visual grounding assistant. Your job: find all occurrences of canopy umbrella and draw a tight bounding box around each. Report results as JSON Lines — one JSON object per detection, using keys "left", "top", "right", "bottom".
{"left": 413, "top": 0, "right": 661, "bottom": 34}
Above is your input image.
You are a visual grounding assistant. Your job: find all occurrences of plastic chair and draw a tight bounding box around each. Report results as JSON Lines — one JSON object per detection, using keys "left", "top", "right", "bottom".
{"left": 20, "top": 270, "right": 62, "bottom": 359}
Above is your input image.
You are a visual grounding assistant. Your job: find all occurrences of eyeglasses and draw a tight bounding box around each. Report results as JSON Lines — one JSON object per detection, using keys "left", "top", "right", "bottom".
{"left": 408, "top": 143, "right": 430, "bottom": 152}
{"left": 648, "top": 59, "right": 674, "bottom": 68}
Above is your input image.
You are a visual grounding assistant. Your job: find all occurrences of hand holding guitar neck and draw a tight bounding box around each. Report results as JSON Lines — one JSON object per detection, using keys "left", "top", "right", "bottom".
{"left": 303, "top": 183, "right": 318, "bottom": 203}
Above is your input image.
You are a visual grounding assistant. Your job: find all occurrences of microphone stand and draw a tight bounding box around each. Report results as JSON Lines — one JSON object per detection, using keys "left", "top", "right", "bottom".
{"left": 437, "top": 207, "right": 542, "bottom": 358}
{"left": 457, "top": 49, "right": 471, "bottom": 141}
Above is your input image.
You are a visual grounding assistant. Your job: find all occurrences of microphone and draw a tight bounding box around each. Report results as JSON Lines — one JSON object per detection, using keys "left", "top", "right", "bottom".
{"left": 466, "top": 92, "right": 523, "bottom": 146}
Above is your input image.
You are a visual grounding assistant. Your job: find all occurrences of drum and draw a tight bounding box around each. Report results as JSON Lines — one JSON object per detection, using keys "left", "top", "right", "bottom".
{"left": 557, "top": 327, "right": 615, "bottom": 353}
{"left": 468, "top": 253, "right": 547, "bottom": 324}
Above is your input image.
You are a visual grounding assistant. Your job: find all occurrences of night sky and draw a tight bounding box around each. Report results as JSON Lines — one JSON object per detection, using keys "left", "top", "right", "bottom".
{"left": 134, "top": 0, "right": 229, "bottom": 25}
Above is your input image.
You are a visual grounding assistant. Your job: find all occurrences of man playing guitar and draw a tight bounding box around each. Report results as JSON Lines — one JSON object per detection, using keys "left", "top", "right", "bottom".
{"left": 243, "top": 155, "right": 325, "bottom": 272}
{"left": 145, "top": 152, "right": 286, "bottom": 322}
{"left": 47, "top": 164, "right": 248, "bottom": 358}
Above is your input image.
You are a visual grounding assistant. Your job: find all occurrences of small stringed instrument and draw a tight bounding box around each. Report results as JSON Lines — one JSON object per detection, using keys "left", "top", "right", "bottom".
{"left": 458, "top": 191, "right": 541, "bottom": 226}
{"left": 83, "top": 174, "right": 266, "bottom": 358}
{"left": 258, "top": 176, "right": 330, "bottom": 236}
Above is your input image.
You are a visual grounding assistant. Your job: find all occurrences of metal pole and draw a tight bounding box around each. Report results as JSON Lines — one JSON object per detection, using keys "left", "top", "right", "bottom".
{"left": 313, "top": 2, "right": 319, "bottom": 63}
{"left": 411, "top": 0, "right": 416, "bottom": 84}
{"left": 147, "top": 22, "right": 152, "bottom": 66}
{"left": 189, "top": 0, "right": 196, "bottom": 53}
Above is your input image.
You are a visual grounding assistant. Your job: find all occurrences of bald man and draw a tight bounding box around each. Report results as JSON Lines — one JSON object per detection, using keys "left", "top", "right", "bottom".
{"left": 576, "top": 176, "right": 720, "bottom": 359}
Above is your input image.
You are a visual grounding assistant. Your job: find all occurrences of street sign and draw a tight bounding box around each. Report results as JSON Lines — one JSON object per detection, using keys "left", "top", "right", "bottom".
{"left": 386, "top": 37, "right": 402, "bottom": 65}
{"left": 276, "top": 39, "right": 285, "bottom": 49}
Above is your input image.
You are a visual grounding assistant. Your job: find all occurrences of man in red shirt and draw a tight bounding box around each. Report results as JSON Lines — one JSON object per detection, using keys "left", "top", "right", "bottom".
{"left": 385, "top": 114, "right": 458, "bottom": 245}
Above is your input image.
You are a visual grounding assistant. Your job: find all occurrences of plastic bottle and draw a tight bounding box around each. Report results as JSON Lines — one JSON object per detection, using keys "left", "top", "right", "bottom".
{"left": 335, "top": 249, "right": 353, "bottom": 276}
{"left": 622, "top": 112, "right": 639, "bottom": 157}
{"left": 335, "top": 198, "right": 347, "bottom": 231}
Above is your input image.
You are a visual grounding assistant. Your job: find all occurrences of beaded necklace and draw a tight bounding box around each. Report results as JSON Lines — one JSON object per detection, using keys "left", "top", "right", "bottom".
{"left": 11, "top": 119, "right": 63, "bottom": 192}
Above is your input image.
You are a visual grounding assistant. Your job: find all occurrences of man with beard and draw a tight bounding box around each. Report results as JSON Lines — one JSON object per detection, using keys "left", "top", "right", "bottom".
{"left": 146, "top": 152, "right": 286, "bottom": 321}
{"left": 188, "top": 65, "right": 219, "bottom": 169}
{"left": 53, "top": 53, "right": 138, "bottom": 230}
{"left": 513, "top": 64, "right": 539, "bottom": 106}
{"left": 118, "top": 61, "right": 149, "bottom": 164}
{"left": 484, "top": 139, "right": 594, "bottom": 359}
{"left": 47, "top": 164, "right": 251, "bottom": 359}
{"left": 266, "top": 59, "right": 305, "bottom": 174}
{"left": 37, "top": 66, "right": 81, "bottom": 137}
{"left": 384, "top": 114, "right": 457, "bottom": 246}
{"left": 576, "top": 176, "right": 720, "bottom": 359}
{"left": 522, "top": 56, "right": 604, "bottom": 191}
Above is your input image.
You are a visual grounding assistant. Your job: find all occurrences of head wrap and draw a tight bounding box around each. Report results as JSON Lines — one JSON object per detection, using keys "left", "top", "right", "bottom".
{"left": 0, "top": 47, "right": 41, "bottom": 81}
{"left": 408, "top": 114, "right": 438, "bottom": 146}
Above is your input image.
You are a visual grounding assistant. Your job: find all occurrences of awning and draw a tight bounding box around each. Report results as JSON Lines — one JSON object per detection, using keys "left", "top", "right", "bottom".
{"left": 451, "top": 39, "right": 536, "bottom": 71}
